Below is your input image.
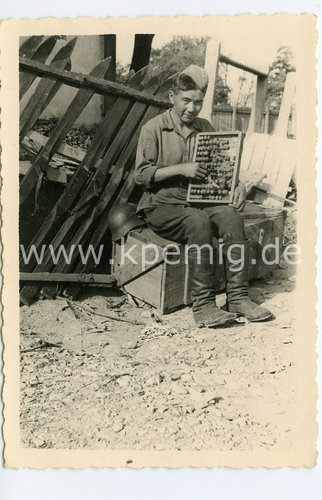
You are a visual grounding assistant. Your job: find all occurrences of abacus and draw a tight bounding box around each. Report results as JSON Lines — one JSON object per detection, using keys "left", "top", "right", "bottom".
{"left": 187, "top": 131, "right": 245, "bottom": 204}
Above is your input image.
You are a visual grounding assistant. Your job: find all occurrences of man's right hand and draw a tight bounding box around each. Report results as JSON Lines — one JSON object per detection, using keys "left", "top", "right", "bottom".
{"left": 180, "top": 162, "right": 208, "bottom": 180}
{"left": 153, "top": 162, "right": 208, "bottom": 184}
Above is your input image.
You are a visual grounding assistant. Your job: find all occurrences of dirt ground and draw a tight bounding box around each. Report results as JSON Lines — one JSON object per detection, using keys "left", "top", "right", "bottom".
{"left": 20, "top": 259, "right": 297, "bottom": 451}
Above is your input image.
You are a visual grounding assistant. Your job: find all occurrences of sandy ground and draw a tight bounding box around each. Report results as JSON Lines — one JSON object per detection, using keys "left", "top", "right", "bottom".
{"left": 20, "top": 260, "right": 297, "bottom": 451}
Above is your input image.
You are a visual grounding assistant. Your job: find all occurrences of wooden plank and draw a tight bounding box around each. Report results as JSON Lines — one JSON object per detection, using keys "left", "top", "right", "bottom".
{"left": 20, "top": 37, "right": 58, "bottom": 99}
{"left": 241, "top": 202, "right": 284, "bottom": 219}
{"left": 240, "top": 133, "right": 257, "bottom": 172}
{"left": 247, "top": 75, "right": 268, "bottom": 133}
{"left": 274, "top": 72, "right": 296, "bottom": 137}
{"left": 260, "top": 136, "right": 284, "bottom": 189}
{"left": 19, "top": 38, "right": 77, "bottom": 141}
{"left": 20, "top": 36, "right": 45, "bottom": 58}
{"left": 21, "top": 131, "right": 85, "bottom": 163}
{"left": 113, "top": 235, "right": 164, "bottom": 286}
{"left": 37, "top": 59, "right": 72, "bottom": 119}
{"left": 20, "top": 57, "right": 172, "bottom": 110}
{"left": 20, "top": 161, "right": 68, "bottom": 184}
{"left": 245, "top": 133, "right": 269, "bottom": 176}
{"left": 199, "top": 38, "right": 220, "bottom": 122}
{"left": 20, "top": 57, "right": 112, "bottom": 204}
{"left": 126, "top": 66, "right": 149, "bottom": 90}
{"left": 250, "top": 137, "right": 296, "bottom": 207}
{"left": 20, "top": 272, "right": 116, "bottom": 284}
{"left": 123, "top": 264, "right": 163, "bottom": 310}
{"left": 252, "top": 188, "right": 296, "bottom": 206}
{"left": 270, "top": 139, "right": 296, "bottom": 202}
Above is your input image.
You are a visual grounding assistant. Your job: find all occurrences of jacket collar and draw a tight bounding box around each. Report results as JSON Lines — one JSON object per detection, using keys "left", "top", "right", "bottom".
{"left": 162, "top": 109, "right": 203, "bottom": 132}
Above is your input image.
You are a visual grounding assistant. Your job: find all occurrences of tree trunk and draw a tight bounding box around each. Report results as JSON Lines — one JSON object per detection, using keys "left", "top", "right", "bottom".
{"left": 130, "top": 34, "right": 154, "bottom": 73}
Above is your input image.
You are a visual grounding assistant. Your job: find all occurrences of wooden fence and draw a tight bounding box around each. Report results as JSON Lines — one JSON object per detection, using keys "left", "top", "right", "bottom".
{"left": 19, "top": 36, "right": 173, "bottom": 305}
{"left": 212, "top": 106, "right": 295, "bottom": 138}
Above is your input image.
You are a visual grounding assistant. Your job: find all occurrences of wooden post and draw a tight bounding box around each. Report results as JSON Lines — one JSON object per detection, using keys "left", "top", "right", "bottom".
{"left": 199, "top": 38, "right": 221, "bottom": 122}
{"left": 247, "top": 74, "right": 268, "bottom": 133}
{"left": 130, "top": 34, "right": 155, "bottom": 73}
{"left": 103, "top": 34, "right": 116, "bottom": 115}
{"left": 274, "top": 71, "right": 296, "bottom": 137}
{"left": 264, "top": 106, "right": 270, "bottom": 134}
{"left": 232, "top": 106, "right": 237, "bottom": 130}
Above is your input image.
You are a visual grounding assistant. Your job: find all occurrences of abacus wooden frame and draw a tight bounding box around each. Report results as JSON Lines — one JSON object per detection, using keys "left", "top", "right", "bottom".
{"left": 187, "top": 131, "right": 245, "bottom": 204}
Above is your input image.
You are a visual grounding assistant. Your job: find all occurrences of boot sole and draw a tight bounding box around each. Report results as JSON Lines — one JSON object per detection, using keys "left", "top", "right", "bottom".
{"left": 231, "top": 311, "right": 274, "bottom": 322}
{"left": 247, "top": 313, "right": 274, "bottom": 322}
{"left": 196, "top": 315, "right": 238, "bottom": 328}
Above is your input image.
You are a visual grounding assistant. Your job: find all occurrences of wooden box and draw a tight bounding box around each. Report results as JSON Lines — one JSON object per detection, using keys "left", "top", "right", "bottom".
{"left": 112, "top": 228, "right": 188, "bottom": 314}
{"left": 112, "top": 205, "right": 286, "bottom": 314}
{"left": 187, "top": 131, "right": 245, "bottom": 204}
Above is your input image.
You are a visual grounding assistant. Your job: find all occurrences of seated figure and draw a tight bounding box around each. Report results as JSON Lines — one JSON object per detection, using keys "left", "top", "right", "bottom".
{"left": 134, "top": 65, "right": 273, "bottom": 327}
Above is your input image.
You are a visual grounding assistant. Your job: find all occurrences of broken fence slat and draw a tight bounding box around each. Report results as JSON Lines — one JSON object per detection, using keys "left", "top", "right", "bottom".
{"left": 20, "top": 272, "right": 116, "bottom": 284}
{"left": 19, "top": 38, "right": 77, "bottom": 141}
{"left": 20, "top": 56, "right": 112, "bottom": 205}
{"left": 20, "top": 37, "right": 58, "bottom": 99}
{"left": 20, "top": 36, "right": 45, "bottom": 58}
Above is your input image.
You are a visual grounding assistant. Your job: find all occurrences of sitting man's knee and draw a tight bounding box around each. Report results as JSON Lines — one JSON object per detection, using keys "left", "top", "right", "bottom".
{"left": 185, "top": 211, "right": 212, "bottom": 244}
{"left": 220, "top": 207, "right": 245, "bottom": 242}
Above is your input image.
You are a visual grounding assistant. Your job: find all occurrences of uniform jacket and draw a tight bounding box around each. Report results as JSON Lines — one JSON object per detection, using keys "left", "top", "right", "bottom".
{"left": 134, "top": 108, "right": 214, "bottom": 213}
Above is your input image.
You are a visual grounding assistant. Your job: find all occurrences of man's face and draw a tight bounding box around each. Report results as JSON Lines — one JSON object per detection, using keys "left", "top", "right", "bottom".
{"left": 169, "top": 89, "right": 204, "bottom": 124}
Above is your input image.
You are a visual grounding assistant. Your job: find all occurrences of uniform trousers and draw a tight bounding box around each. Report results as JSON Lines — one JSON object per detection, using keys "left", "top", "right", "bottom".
{"left": 145, "top": 204, "right": 246, "bottom": 247}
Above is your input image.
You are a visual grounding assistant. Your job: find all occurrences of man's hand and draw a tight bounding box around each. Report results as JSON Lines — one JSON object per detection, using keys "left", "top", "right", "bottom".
{"left": 230, "top": 181, "right": 246, "bottom": 211}
{"left": 181, "top": 162, "right": 208, "bottom": 180}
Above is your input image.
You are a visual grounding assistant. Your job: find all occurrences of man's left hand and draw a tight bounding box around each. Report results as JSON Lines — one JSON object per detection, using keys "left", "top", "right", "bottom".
{"left": 230, "top": 181, "right": 246, "bottom": 211}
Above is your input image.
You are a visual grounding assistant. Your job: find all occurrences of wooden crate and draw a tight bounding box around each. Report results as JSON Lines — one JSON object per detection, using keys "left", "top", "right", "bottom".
{"left": 112, "top": 205, "right": 286, "bottom": 314}
{"left": 112, "top": 228, "right": 187, "bottom": 313}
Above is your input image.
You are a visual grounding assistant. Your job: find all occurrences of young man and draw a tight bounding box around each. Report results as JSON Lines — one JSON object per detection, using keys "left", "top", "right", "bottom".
{"left": 135, "top": 65, "right": 273, "bottom": 327}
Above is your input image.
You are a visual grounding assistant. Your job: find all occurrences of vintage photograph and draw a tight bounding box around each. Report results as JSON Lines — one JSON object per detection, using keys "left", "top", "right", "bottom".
{"left": 1, "top": 15, "right": 317, "bottom": 468}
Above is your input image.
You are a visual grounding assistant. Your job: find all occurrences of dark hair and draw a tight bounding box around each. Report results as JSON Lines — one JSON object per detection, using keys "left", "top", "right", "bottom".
{"left": 171, "top": 73, "right": 201, "bottom": 94}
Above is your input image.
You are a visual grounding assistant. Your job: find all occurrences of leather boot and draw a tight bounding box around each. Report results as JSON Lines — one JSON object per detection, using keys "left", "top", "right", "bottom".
{"left": 188, "top": 246, "right": 238, "bottom": 328}
{"left": 223, "top": 240, "right": 273, "bottom": 322}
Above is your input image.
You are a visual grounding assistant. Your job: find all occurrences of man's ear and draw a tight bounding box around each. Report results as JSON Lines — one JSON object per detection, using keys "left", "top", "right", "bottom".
{"left": 168, "top": 90, "right": 174, "bottom": 104}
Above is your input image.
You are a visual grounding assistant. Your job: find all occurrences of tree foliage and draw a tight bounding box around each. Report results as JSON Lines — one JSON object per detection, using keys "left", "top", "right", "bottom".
{"left": 265, "top": 46, "right": 295, "bottom": 110}
{"left": 149, "top": 36, "right": 231, "bottom": 105}
{"left": 116, "top": 36, "right": 231, "bottom": 105}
